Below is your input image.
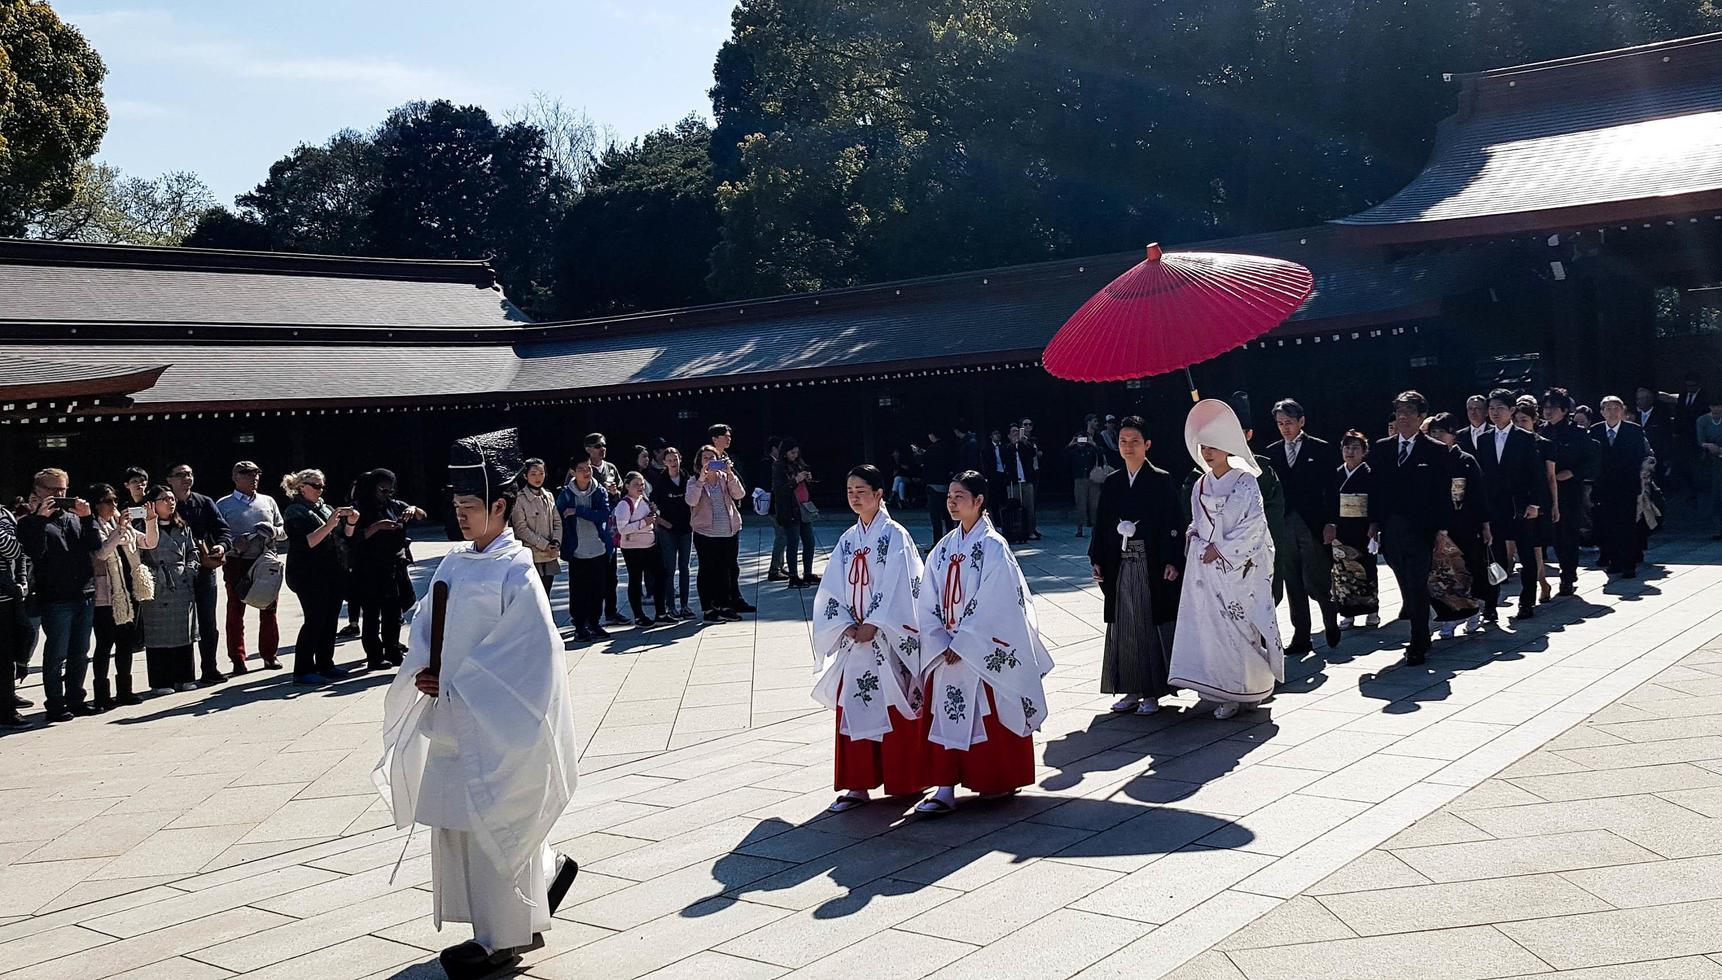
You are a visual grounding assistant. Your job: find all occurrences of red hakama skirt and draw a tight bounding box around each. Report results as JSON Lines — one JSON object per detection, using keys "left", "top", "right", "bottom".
{"left": 919, "top": 682, "right": 1036, "bottom": 796}
{"left": 834, "top": 707, "right": 928, "bottom": 796}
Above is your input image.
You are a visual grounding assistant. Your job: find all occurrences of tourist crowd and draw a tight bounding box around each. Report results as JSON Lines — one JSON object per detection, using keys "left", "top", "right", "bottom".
{"left": 3, "top": 379, "right": 1719, "bottom": 732}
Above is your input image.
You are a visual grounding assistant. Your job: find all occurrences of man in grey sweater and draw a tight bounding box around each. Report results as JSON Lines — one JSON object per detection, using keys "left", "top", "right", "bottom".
{"left": 215, "top": 461, "right": 286, "bottom": 672}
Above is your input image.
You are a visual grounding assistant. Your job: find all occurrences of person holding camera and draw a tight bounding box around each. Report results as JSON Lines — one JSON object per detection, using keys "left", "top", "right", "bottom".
{"left": 688, "top": 443, "right": 747, "bottom": 622}
{"left": 17, "top": 469, "right": 103, "bottom": 722}
{"left": 772, "top": 439, "right": 820, "bottom": 589}
{"left": 88, "top": 483, "right": 158, "bottom": 709}
{"left": 166, "top": 464, "right": 232, "bottom": 686}
{"left": 282, "top": 469, "right": 356, "bottom": 685}
{"left": 0, "top": 504, "right": 32, "bottom": 730}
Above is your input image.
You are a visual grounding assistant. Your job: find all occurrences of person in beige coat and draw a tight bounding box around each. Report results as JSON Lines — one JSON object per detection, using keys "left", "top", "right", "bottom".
{"left": 511, "top": 458, "right": 564, "bottom": 597}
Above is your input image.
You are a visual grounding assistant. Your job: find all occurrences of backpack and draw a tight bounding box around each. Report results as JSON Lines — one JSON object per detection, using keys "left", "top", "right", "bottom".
{"left": 243, "top": 551, "right": 286, "bottom": 608}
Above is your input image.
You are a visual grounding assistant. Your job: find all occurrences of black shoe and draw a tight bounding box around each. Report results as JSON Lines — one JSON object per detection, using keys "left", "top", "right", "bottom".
{"left": 1621, "top": 568, "right": 1638, "bottom": 579}
{"left": 703, "top": 611, "right": 723, "bottom": 624}
{"left": 199, "top": 672, "right": 228, "bottom": 686}
{"left": 718, "top": 609, "right": 744, "bottom": 622}
{"left": 804, "top": 572, "right": 821, "bottom": 584}
{"left": 321, "top": 664, "right": 351, "bottom": 679}
{"left": 262, "top": 658, "right": 285, "bottom": 671}
{"left": 787, "top": 577, "right": 806, "bottom": 589}
{"left": 1558, "top": 584, "right": 1577, "bottom": 597}
{"left": 384, "top": 650, "right": 404, "bottom": 667}
{"left": 654, "top": 615, "right": 678, "bottom": 626}
{"left": 91, "top": 698, "right": 114, "bottom": 713}
{"left": 69, "top": 701, "right": 100, "bottom": 716}
{"left": 46, "top": 709, "right": 74, "bottom": 723}
{"left": 676, "top": 606, "right": 695, "bottom": 620}
{"left": 547, "top": 853, "right": 579, "bottom": 914}
{"left": 229, "top": 659, "right": 250, "bottom": 675}
{"left": 438, "top": 941, "right": 521, "bottom": 980}
{"left": 1285, "top": 637, "right": 1313, "bottom": 657}
{"left": 337, "top": 623, "right": 361, "bottom": 638}
{"left": 1030, "top": 532, "right": 1043, "bottom": 541}
{"left": 1514, "top": 605, "right": 1537, "bottom": 621}
{"left": 11, "top": 695, "right": 30, "bottom": 709}
{"left": 604, "top": 614, "right": 632, "bottom": 627}
{"left": 116, "top": 692, "right": 143, "bottom": 706}
{"left": 362, "top": 659, "right": 389, "bottom": 672}
{"left": 1405, "top": 647, "right": 1428, "bottom": 666}
{"left": 0, "top": 714, "right": 30, "bottom": 730}
{"left": 1324, "top": 623, "right": 1342, "bottom": 648}
{"left": 574, "top": 628, "right": 593, "bottom": 642}
{"left": 767, "top": 570, "right": 789, "bottom": 582}
{"left": 733, "top": 601, "right": 758, "bottom": 614}
{"left": 590, "top": 626, "right": 612, "bottom": 639}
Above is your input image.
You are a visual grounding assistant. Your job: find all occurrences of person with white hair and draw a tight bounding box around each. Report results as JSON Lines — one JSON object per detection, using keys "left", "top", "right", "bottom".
{"left": 1168, "top": 400, "right": 1285, "bottom": 719}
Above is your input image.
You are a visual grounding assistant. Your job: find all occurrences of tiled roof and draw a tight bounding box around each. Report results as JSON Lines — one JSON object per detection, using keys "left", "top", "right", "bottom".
{"left": 1335, "top": 33, "right": 1722, "bottom": 241}
{"left": 0, "top": 239, "right": 527, "bottom": 328}
{"left": 0, "top": 355, "right": 168, "bottom": 402}
{"left": 10, "top": 227, "right": 1490, "bottom": 414}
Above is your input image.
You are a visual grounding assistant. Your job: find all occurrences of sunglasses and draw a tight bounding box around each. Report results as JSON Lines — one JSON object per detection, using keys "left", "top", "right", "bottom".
{"left": 303, "top": 482, "right": 325, "bottom": 489}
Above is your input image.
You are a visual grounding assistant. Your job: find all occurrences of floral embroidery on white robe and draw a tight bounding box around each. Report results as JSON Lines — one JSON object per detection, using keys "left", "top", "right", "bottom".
{"left": 1169, "top": 469, "right": 1285, "bottom": 704}
{"left": 810, "top": 508, "right": 926, "bottom": 740}
{"left": 914, "top": 516, "right": 1053, "bottom": 750}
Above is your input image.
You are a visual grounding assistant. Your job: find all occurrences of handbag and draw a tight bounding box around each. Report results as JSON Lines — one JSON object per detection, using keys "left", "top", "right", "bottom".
{"left": 128, "top": 551, "right": 156, "bottom": 603}
{"left": 799, "top": 499, "right": 820, "bottom": 522}
{"left": 1088, "top": 462, "right": 1115, "bottom": 485}
{"left": 243, "top": 551, "right": 286, "bottom": 608}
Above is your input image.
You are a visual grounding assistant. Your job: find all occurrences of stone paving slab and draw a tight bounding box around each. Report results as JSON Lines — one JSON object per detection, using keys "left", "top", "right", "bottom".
{"left": 1, "top": 519, "right": 1719, "bottom": 977}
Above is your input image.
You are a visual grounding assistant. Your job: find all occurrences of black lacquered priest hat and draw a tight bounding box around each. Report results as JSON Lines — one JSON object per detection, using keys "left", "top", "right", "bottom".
{"left": 448, "top": 428, "right": 523, "bottom": 505}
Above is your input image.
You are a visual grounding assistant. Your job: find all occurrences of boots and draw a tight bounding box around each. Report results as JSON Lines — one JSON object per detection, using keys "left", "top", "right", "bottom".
{"left": 91, "top": 677, "right": 113, "bottom": 713}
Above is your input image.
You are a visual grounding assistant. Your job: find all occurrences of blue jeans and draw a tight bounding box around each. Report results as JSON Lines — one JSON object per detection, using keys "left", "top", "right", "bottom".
{"left": 194, "top": 567, "right": 220, "bottom": 677}
{"left": 40, "top": 598, "right": 93, "bottom": 712}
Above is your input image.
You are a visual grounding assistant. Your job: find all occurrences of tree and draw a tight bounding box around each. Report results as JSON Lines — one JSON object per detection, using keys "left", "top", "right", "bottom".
{"left": 0, "top": 0, "right": 108, "bottom": 235}
{"left": 26, "top": 160, "right": 215, "bottom": 244}
{"left": 218, "top": 130, "right": 383, "bottom": 254}
{"left": 502, "top": 91, "right": 614, "bottom": 190}
{"left": 551, "top": 115, "right": 719, "bottom": 317}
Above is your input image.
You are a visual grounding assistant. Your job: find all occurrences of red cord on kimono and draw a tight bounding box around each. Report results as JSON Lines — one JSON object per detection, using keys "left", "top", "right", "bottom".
{"left": 942, "top": 554, "right": 966, "bottom": 630}
{"left": 847, "top": 547, "right": 871, "bottom": 623}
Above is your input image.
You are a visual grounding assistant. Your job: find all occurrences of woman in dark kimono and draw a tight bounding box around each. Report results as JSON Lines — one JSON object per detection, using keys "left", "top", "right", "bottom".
{"left": 1427, "top": 414, "right": 1490, "bottom": 636}
{"left": 1089, "top": 416, "right": 1185, "bottom": 714}
{"left": 1323, "top": 431, "right": 1378, "bottom": 628}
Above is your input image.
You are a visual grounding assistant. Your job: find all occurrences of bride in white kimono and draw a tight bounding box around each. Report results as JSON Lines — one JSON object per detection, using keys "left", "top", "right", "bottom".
{"left": 374, "top": 430, "right": 580, "bottom": 980}
{"left": 810, "top": 465, "right": 928, "bottom": 812}
{"left": 912, "top": 471, "right": 1053, "bottom": 814}
{"left": 1168, "top": 401, "right": 1286, "bottom": 720}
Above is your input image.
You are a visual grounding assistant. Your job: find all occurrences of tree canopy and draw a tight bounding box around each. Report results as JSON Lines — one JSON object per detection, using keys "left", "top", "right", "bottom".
{"left": 26, "top": 161, "right": 213, "bottom": 244}
{"left": 0, "top": 0, "right": 106, "bottom": 235}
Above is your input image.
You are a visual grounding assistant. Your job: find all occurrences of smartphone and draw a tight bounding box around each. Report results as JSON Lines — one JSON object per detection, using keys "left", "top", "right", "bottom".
{"left": 51, "top": 497, "right": 73, "bottom": 510}
{"left": 1076, "top": 436, "right": 1089, "bottom": 444}
{"left": 706, "top": 459, "right": 728, "bottom": 472}
{"left": 127, "top": 506, "right": 147, "bottom": 520}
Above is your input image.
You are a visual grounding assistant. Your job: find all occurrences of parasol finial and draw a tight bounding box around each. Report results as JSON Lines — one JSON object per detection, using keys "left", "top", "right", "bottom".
{"left": 1145, "top": 243, "right": 1163, "bottom": 262}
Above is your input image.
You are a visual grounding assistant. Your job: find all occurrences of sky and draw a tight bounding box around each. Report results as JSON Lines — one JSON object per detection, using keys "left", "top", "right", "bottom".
{"left": 61, "top": 2, "right": 736, "bottom": 205}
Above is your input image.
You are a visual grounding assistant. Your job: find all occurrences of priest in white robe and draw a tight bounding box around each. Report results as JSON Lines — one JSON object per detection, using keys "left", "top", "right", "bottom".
{"left": 1168, "top": 401, "right": 1286, "bottom": 719}
{"left": 913, "top": 471, "right": 1053, "bottom": 814}
{"left": 811, "top": 465, "right": 928, "bottom": 812}
{"left": 374, "top": 429, "right": 580, "bottom": 980}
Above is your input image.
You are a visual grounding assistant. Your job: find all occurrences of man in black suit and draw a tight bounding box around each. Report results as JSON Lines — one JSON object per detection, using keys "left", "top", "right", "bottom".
{"left": 1476, "top": 388, "right": 1551, "bottom": 620}
{"left": 1635, "top": 387, "right": 1673, "bottom": 483}
{"left": 1456, "top": 395, "right": 1490, "bottom": 458}
{"left": 1592, "top": 395, "right": 1652, "bottom": 577}
{"left": 1370, "top": 391, "right": 1456, "bottom": 665}
{"left": 1660, "top": 373, "right": 1709, "bottom": 496}
{"left": 1266, "top": 398, "right": 1340, "bottom": 653}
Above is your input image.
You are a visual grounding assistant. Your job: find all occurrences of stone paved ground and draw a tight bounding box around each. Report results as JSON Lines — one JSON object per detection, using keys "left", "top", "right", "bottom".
{"left": 0, "top": 515, "right": 1717, "bottom": 979}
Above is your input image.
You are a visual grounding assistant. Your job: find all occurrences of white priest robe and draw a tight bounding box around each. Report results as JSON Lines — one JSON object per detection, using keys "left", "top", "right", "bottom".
{"left": 914, "top": 517, "right": 1053, "bottom": 750}
{"left": 1168, "top": 469, "right": 1286, "bottom": 704}
{"left": 810, "top": 508, "right": 926, "bottom": 738}
{"left": 373, "top": 530, "right": 579, "bottom": 952}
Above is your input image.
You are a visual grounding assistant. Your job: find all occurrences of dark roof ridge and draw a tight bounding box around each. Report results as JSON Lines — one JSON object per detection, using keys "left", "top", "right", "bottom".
{"left": 1461, "top": 31, "right": 1722, "bottom": 83}
{"left": 0, "top": 238, "right": 500, "bottom": 287}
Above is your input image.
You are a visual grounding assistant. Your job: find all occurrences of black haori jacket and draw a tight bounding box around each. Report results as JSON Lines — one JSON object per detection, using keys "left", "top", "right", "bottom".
{"left": 1089, "top": 463, "right": 1185, "bottom": 625}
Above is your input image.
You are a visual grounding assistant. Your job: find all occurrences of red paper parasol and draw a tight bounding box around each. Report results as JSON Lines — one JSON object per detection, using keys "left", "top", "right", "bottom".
{"left": 1042, "top": 244, "right": 1313, "bottom": 399}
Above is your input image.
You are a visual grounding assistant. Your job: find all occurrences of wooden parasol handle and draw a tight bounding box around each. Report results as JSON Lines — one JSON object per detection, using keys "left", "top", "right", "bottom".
{"left": 428, "top": 580, "right": 449, "bottom": 680}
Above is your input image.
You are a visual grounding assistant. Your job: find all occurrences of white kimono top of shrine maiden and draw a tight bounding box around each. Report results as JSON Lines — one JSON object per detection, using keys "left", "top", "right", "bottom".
{"left": 914, "top": 516, "right": 1054, "bottom": 750}
{"left": 810, "top": 507, "right": 926, "bottom": 740}
{"left": 1169, "top": 468, "right": 1286, "bottom": 704}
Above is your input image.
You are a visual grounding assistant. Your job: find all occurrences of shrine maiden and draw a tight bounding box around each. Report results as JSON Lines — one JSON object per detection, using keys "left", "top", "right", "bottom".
{"left": 913, "top": 471, "right": 1053, "bottom": 814}
{"left": 374, "top": 430, "right": 580, "bottom": 980}
{"left": 811, "top": 465, "right": 929, "bottom": 812}
{"left": 1168, "top": 401, "right": 1286, "bottom": 720}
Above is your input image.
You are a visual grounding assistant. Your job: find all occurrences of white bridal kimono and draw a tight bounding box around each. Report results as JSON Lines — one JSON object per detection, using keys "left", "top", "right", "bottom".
{"left": 373, "top": 530, "right": 579, "bottom": 952}
{"left": 1169, "top": 468, "right": 1285, "bottom": 704}
{"left": 810, "top": 509, "right": 926, "bottom": 738}
{"left": 915, "top": 517, "right": 1053, "bottom": 749}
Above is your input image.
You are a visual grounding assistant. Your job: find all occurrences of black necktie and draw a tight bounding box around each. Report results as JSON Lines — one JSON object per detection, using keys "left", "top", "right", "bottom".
{"left": 1398, "top": 439, "right": 1411, "bottom": 466}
